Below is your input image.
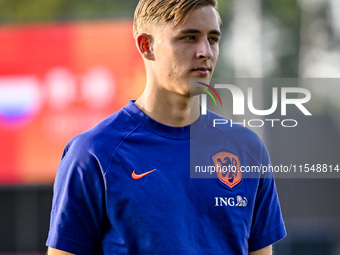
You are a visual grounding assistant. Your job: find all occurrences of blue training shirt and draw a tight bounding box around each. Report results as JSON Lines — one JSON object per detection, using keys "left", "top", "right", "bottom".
{"left": 47, "top": 100, "right": 286, "bottom": 254}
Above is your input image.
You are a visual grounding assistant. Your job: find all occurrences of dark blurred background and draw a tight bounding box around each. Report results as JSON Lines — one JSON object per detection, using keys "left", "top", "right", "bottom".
{"left": 0, "top": 0, "right": 339, "bottom": 254}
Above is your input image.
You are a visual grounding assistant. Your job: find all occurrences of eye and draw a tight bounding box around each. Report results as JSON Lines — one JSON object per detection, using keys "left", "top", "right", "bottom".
{"left": 209, "top": 37, "right": 220, "bottom": 44}
{"left": 182, "top": 35, "right": 196, "bottom": 41}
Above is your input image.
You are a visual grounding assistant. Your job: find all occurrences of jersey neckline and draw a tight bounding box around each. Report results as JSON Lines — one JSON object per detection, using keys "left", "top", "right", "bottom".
{"left": 122, "top": 100, "right": 204, "bottom": 139}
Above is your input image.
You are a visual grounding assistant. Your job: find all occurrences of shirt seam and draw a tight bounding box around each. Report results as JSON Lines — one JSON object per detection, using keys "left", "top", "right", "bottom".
{"left": 103, "top": 123, "right": 141, "bottom": 176}
{"left": 248, "top": 223, "right": 286, "bottom": 251}
{"left": 47, "top": 234, "right": 96, "bottom": 254}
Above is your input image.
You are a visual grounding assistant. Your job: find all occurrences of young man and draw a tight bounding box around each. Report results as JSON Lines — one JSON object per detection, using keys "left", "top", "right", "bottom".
{"left": 47, "top": 0, "right": 286, "bottom": 254}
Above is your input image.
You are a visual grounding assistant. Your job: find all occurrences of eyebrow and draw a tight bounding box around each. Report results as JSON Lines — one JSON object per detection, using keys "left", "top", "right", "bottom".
{"left": 179, "top": 29, "right": 222, "bottom": 36}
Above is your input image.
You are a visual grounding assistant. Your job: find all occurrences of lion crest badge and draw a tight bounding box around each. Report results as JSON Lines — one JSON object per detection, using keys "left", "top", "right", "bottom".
{"left": 212, "top": 151, "right": 242, "bottom": 188}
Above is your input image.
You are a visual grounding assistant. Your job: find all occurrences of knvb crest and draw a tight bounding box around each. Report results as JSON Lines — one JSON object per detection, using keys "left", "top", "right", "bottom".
{"left": 212, "top": 151, "right": 242, "bottom": 188}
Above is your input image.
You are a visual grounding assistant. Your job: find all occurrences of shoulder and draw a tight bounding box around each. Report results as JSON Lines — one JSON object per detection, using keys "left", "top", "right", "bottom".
{"left": 61, "top": 106, "right": 140, "bottom": 171}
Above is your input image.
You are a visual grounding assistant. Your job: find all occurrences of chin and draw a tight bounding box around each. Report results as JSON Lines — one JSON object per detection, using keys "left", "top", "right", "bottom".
{"left": 189, "top": 86, "right": 204, "bottom": 97}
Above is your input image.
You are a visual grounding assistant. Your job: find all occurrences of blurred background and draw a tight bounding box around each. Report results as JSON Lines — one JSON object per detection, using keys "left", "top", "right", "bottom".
{"left": 0, "top": 0, "right": 339, "bottom": 254}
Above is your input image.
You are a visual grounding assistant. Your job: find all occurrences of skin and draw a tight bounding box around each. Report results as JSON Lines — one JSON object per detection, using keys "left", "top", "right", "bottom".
{"left": 48, "top": 245, "right": 272, "bottom": 255}
{"left": 250, "top": 245, "right": 273, "bottom": 255}
{"left": 134, "top": 5, "right": 221, "bottom": 127}
{"left": 48, "top": 5, "right": 272, "bottom": 255}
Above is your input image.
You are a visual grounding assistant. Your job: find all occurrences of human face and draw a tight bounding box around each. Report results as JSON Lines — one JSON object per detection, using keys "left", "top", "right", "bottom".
{"left": 149, "top": 5, "right": 221, "bottom": 97}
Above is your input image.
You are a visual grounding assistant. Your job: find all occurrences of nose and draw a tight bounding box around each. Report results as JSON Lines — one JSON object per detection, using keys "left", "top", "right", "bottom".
{"left": 197, "top": 39, "right": 213, "bottom": 60}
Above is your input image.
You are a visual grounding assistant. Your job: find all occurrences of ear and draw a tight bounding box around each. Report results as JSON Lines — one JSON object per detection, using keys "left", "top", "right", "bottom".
{"left": 136, "top": 33, "right": 155, "bottom": 60}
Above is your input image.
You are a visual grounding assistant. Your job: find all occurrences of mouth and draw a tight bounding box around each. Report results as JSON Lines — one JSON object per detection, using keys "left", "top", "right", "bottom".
{"left": 191, "top": 67, "right": 212, "bottom": 76}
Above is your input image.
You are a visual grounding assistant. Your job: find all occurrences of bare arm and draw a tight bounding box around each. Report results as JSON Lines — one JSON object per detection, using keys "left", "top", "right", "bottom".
{"left": 47, "top": 247, "right": 74, "bottom": 255}
{"left": 249, "top": 245, "right": 272, "bottom": 255}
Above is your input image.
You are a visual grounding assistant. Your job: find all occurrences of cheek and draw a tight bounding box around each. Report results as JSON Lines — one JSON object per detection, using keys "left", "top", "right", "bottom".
{"left": 213, "top": 46, "right": 219, "bottom": 61}
{"left": 173, "top": 49, "right": 190, "bottom": 69}
{"left": 155, "top": 44, "right": 190, "bottom": 77}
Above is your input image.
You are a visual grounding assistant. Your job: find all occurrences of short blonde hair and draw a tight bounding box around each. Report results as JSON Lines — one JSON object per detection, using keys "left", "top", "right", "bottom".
{"left": 133, "top": 0, "right": 219, "bottom": 38}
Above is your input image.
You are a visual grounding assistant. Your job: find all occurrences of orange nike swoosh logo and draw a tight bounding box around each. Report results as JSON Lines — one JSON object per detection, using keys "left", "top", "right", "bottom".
{"left": 132, "top": 169, "right": 156, "bottom": 180}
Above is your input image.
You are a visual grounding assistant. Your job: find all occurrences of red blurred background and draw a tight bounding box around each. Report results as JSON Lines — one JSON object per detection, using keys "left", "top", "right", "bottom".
{"left": 0, "top": 20, "right": 145, "bottom": 184}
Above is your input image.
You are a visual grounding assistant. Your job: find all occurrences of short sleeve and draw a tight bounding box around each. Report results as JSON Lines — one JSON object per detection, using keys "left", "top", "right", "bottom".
{"left": 248, "top": 144, "right": 287, "bottom": 252}
{"left": 46, "top": 137, "right": 106, "bottom": 254}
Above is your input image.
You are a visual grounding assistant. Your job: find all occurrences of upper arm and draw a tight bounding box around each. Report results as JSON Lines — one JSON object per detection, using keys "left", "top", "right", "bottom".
{"left": 46, "top": 139, "right": 106, "bottom": 254}
{"left": 247, "top": 144, "right": 286, "bottom": 251}
{"left": 249, "top": 245, "right": 272, "bottom": 255}
{"left": 48, "top": 247, "right": 74, "bottom": 255}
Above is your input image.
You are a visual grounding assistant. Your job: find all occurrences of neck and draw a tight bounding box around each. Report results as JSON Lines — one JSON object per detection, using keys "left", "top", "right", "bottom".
{"left": 135, "top": 84, "right": 200, "bottom": 127}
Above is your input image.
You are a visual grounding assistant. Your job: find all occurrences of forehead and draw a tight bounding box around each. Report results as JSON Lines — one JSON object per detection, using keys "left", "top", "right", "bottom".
{"left": 172, "top": 5, "right": 221, "bottom": 33}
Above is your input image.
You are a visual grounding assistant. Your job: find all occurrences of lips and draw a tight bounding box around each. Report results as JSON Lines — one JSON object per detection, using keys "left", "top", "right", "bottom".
{"left": 192, "top": 67, "right": 211, "bottom": 76}
{"left": 193, "top": 66, "right": 211, "bottom": 71}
